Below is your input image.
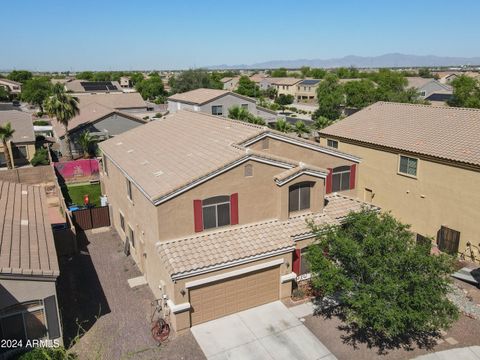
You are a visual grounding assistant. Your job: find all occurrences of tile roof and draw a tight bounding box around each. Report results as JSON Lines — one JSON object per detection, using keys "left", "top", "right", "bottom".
{"left": 0, "top": 110, "right": 35, "bottom": 143}
{"left": 157, "top": 193, "right": 378, "bottom": 278}
{"left": 0, "top": 78, "right": 22, "bottom": 86}
{"left": 267, "top": 77, "right": 302, "bottom": 86}
{"left": 168, "top": 88, "right": 235, "bottom": 105}
{"left": 76, "top": 92, "right": 147, "bottom": 109}
{"left": 406, "top": 77, "right": 435, "bottom": 89}
{"left": 65, "top": 80, "right": 122, "bottom": 93}
{"left": 320, "top": 102, "right": 480, "bottom": 167}
{"left": 52, "top": 102, "right": 145, "bottom": 138}
{"left": 249, "top": 73, "right": 268, "bottom": 83}
{"left": 0, "top": 181, "right": 59, "bottom": 277}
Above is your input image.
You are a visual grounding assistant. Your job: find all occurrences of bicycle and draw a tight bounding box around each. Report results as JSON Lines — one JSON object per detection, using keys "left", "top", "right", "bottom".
{"left": 150, "top": 299, "right": 170, "bottom": 345}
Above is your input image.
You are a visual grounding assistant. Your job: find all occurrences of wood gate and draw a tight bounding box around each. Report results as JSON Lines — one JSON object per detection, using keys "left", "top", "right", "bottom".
{"left": 72, "top": 206, "right": 110, "bottom": 230}
{"left": 437, "top": 226, "right": 461, "bottom": 255}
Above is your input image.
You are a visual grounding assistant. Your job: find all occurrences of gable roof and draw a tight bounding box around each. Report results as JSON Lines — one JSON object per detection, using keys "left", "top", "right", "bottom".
{"left": 299, "top": 79, "right": 320, "bottom": 86}
{"left": 168, "top": 88, "right": 254, "bottom": 105}
{"left": 406, "top": 77, "right": 452, "bottom": 92}
{"left": 0, "top": 181, "right": 59, "bottom": 277}
{"left": 52, "top": 102, "right": 146, "bottom": 138}
{"left": 0, "top": 78, "right": 22, "bottom": 86}
{"left": 76, "top": 92, "right": 147, "bottom": 109}
{"left": 320, "top": 102, "right": 480, "bottom": 167}
{"left": 266, "top": 77, "right": 302, "bottom": 86}
{"left": 157, "top": 193, "right": 378, "bottom": 279}
{"left": 0, "top": 110, "right": 35, "bottom": 143}
{"left": 65, "top": 80, "right": 122, "bottom": 93}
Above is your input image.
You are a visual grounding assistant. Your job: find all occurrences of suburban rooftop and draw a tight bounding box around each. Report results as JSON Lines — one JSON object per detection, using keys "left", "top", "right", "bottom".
{"left": 167, "top": 88, "right": 252, "bottom": 105}
{"left": 75, "top": 92, "right": 147, "bottom": 109}
{"left": 0, "top": 110, "right": 35, "bottom": 143}
{"left": 320, "top": 101, "right": 480, "bottom": 167}
{"left": 100, "top": 110, "right": 356, "bottom": 204}
{"left": 0, "top": 181, "right": 59, "bottom": 277}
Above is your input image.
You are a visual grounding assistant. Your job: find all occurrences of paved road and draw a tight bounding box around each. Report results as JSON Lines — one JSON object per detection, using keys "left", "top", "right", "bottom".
{"left": 192, "top": 301, "right": 335, "bottom": 360}
{"left": 413, "top": 346, "right": 480, "bottom": 360}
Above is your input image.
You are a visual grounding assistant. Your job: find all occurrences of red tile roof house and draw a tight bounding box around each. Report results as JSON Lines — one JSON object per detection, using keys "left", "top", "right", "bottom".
{"left": 0, "top": 181, "right": 63, "bottom": 354}
{"left": 98, "top": 110, "right": 377, "bottom": 331}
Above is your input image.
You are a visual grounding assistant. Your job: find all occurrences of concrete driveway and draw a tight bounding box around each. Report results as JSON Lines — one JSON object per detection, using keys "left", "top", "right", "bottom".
{"left": 191, "top": 301, "right": 336, "bottom": 360}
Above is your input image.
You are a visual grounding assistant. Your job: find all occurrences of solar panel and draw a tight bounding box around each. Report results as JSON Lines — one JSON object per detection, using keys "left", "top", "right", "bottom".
{"left": 81, "top": 81, "right": 119, "bottom": 91}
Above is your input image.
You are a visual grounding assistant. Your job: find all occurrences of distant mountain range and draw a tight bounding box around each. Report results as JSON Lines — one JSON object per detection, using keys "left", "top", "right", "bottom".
{"left": 208, "top": 53, "right": 480, "bottom": 70}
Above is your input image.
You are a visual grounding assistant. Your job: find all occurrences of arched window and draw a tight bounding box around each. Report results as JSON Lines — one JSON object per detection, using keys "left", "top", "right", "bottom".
{"left": 202, "top": 195, "right": 231, "bottom": 229}
{"left": 332, "top": 166, "right": 351, "bottom": 192}
{"left": 244, "top": 164, "right": 253, "bottom": 177}
{"left": 289, "top": 182, "right": 312, "bottom": 213}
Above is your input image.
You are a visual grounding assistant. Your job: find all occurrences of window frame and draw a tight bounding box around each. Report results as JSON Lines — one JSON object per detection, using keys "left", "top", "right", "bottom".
{"left": 398, "top": 154, "right": 419, "bottom": 178}
{"left": 211, "top": 105, "right": 223, "bottom": 116}
{"left": 332, "top": 166, "right": 351, "bottom": 192}
{"left": 327, "top": 139, "right": 338, "bottom": 149}
{"left": 241, "top": 103, "right": 249, "bottom": 109}
{"left": 128, "top": 224, "right": 135, "bottom": 248}
{"left": 0, "top": 300, "right": 47, "bottom": 342}
{"left": 126, "top": 178, "right": 133, "bottom": 201}
{"left": 244, "top": 164, "right": 253, "bottom": 177}
{"left": 202, "top": 195, "right": 231, "bottom": 230}
{"left": 119, "top": 211, "right": 125, "bottom": 233}
{"left": 288, "top": 182, "right": 312, "bottom": 213}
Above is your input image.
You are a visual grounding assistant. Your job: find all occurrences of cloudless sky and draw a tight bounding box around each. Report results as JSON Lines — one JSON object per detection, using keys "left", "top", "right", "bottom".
{"left": 1, "top": 0, "right": 479, "bottom": 71}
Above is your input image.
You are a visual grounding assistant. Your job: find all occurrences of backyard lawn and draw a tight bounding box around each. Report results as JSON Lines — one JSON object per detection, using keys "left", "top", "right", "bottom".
{"left": 62, "top": 183, "right": 102, "bottom": 207}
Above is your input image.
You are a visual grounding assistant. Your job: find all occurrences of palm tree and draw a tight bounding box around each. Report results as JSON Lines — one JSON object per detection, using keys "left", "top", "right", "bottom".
{"left": 0, "top": 122, "right": 15, "bottom": 169}
{"left": 311, "top": 116, "right": 333, "bottom": 131}
{"left": 228, "top": 105, "right": 250, "bottom": 121}
{"left": 44, "top": 84, "right": 79, "bottom": 160}
{"left": 78, "top": 131, "right": 95, "bottom": 158}
{"left": 293, "top": 120, "right": 309, "bottom": 137}
{"left": 274, "top": 118, "right": 292, "bottom": 133}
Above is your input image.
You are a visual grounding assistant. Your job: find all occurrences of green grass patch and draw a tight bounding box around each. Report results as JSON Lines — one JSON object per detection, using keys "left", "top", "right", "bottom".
{"left": 62, "top": 183, "right": 102, "bottom": 207}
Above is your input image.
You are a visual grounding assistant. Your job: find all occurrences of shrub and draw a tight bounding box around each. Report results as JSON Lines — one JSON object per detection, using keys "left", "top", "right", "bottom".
{"left": 18, "top": 346, "right": 77, "bottom": 360}
{"left": 31, "top": 147, "right": 49, "bottom": 166}
{"left": 33, "top": 120, "right": 50, "bottom": 126}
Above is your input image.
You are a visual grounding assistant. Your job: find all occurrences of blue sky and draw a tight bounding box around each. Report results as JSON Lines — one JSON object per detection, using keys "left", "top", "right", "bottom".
{"left": 1, "top": 0, "right": 479, "bottom": 71}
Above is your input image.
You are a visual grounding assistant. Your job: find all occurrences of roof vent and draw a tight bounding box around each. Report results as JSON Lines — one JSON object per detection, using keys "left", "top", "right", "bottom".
{"left": 141, "top": 160, "right": 149, "bottom": 165}
{"left": 21, "top": 190, "right": 28, "bottom": 195}
{"left": 127, "top": 149, "right": 134, "bottom": 153}
{"left": 153, "top": 170, "right": 164, "bottom": 177}
{"left": 21, "top": 219, "right": 28, "bottom": 226}
{"left": 116, "top": 142, "right": 123, "bottom": 146}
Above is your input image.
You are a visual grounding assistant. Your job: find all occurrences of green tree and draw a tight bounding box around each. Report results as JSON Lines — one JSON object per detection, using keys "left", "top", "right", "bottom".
{"left": 75, "top": 71, "right": 95, "bottom": 80}
{"left": 448, "top": 75, "right": 480, "bottom": 108}
{"left": 307, "top": 210, "right": 458, "bottom": 341}
{"left": 373, "top": 69, "right": 408, "bottom": 100}
{"left": 31, "top": 147, "right": 50, "bottom": 166}
{"left": 129, "top": 72, "right": 145, "bottom": 85}
{"left": 262, "top": 87, "right": 277, "bottom": 100}
{"left": 78, "top": 131, "right": 96, "bottom": 158}
{"left": 44, "top": 84, "right": 80, "bottom": 160}
{"left": 0, "top": 122, "right": 15, "bottom": 169}
{"left": 418, "top": 68, "right": 434, "bottom": 78}
{"left": 21, "top": 77, "right": 52, "bottom": 112}
{"left": 314, "top": 74, "right": 343, "bottom": 120}
{"left": 273, "top": 118, "right": 292, "bottom": 133}
{"left": 311, "top": 116, "right": 333, "bottom": 131}
{"left": 135, "top": 76, "right": 166, "bottom": 101}
{"left": 235, "top": 76, "right": 260, "bottom": 97}
{"left": 0, "top": 86, "right": 9, "bottom": 101}
{"left": 228, "top": 105, "right": 250, "bottom": 121}
{"left": 8, "top": 70, "right": 32, "bottom": 83}
{"left": 293, "top": 120, "right": 309, "bottom": 137}
{"left": 270, "top": 68, "right": 288, "bottom": 77}
{"left": 275, "top": 94, "right": 294, "bottom": 112}
{"left": 169, "top": 69, "right": 221, "bottom": 94}
{"left": 309, "top": 68, "right": 327, "bottom": 79}
{"left": 343, "top": 79, "right": 377, "bottom": 109}
{"left": 300, "top": 66, "right": 311, "bottom": 78}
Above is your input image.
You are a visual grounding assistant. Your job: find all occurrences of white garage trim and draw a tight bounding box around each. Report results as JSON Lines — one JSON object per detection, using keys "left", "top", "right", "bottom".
{"left": 166, "top": 299, "right": 191, "bottom": 313}
{"left": 280, "top": 272, "right": 297, "bottom": 283}
{"left": 185, "top": 258, "right": 284, "bottom": 289}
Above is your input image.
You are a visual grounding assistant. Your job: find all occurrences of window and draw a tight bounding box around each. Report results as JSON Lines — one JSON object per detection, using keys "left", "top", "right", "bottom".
{"left": 399, "top": 155, "right": 418, "bottom": 177}
{"left": 241, "top": 104, "right": 249, "bottom": 109}
{"left": 0, "top": 300, "right": 47, "bottom": 343}
{"left": 128, "top": 225, "right": 135, "bottom": 248}
{"left": 12, "top": 145, "right": 27, "bottom": 159}
{"left": 211, "top": 105, "right": 223, "bottom": 116}
{"left": 202, "top": 195, "right": 230, "bottom": 230}
{"left": 299, "top": 247, "right": 311, "bottom": 275}
{"left": 261, "top": 137, "right": 269, "bottom": 150}
{"left": 289, "top": 182, "right": 311, "bottom": 213}
{"left": 0, "top": 152, "right": 6, "bottom": 167}
{"left": 327, "top": 139, "right": 338, "bottom": 149}
{"left": 119, "top": 212, "right": 125, "bottom": 232}
{"left": 244, "top": 164, "right": 253, "bottom": 177}
{"left": 126, "top": 178, "right": 132, "bottom": 200}
{"left": 332, "top": 166, "right": 351, "bottom": 192}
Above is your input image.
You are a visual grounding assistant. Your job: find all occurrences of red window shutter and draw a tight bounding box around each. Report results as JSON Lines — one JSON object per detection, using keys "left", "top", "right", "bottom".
{"left": 230, "top": 193, "right": 239, "bottom": 225}
{"left": 325, "top": 168, "right": 333, "bottom": 194}
{"left": 292, "top": 249, "right": 301, "bottom": 274}
{"left": 349, "top": 164, "right": 356, "bottom": 189}
{"left": 193, "top": 200, "right": 203, "bottom": 232}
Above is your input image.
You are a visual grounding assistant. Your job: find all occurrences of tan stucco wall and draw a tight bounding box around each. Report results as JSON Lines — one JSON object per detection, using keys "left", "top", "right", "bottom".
{"left": 0, "top": 142, "right": 36, "bottom": 167}
{"left": 319, "top": 137, "right": 480, "bottom": 255}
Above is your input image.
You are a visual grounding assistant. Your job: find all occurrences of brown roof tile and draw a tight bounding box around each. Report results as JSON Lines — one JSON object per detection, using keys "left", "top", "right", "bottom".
{"left": 320, "top": 102, "right": 480, "bottom": 166}
{"left": 168, "top": 88, "right": 231, "bottom": 105}
{"left": 0, "top": 110, "right": 35, "bottom": 143}
{"left": 76, "top": 92, "right": 147, "bottom": 109}
{"left": 0, "top": 181, "right": 59, "bottom": 277}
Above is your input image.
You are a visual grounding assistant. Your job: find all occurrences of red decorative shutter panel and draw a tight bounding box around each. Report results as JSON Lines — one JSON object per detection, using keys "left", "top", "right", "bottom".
{"left": 292, "top": 249, "right": 301, "bottom": 274}
{"left": 325, "top": 168, "right": 333, "bottom": 194}
{"left": 230, "top": 193, "right": 239, "bottom": 225}
{"left": 193, "top": 200, "right": 203, "bottom": 232}
{"left": 349, "top": 164, "right": 356, "bottom": 189}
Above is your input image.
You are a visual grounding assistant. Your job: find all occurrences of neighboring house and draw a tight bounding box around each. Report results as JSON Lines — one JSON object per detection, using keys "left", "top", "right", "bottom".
{"left": 65, "top": 80, "right": 123, "bottom": 94}
{"left": 220, "top": 77, "right": 239, "bottom": 91}
{"left": 249, "top": 73, "right": 268, "bottom": 85}
{"left": 0, "top": 111, "right": 36, "bottom": 168}
{"left": 0, "top": 181, "right": 63, "bottom": 352}
{"left": 52, "top": 102, "right": 147, "bottom": 157}
{"left": 435, "top": 72, "right": 460, "bottom": 84}
{"left": 0, "top": 78, "right": 22, "bottom": 94}
{"left": 406, "top": 77, "right": 453, "bottom": 103}
{"left": 119, "top": 76, "right": 132, "bottom": 88}
{"left": 168, "top": 88, "right": 277, "bottom": 122}
{"left": 99, "top": 110, "right": 373, "bottom": 331}
{"left": 319, "top": 101, "right": 480, "bottom": 259}
{"left": 75, "top": 92, "right": 149, "bottom": 113}
{"left": 260, "top": 78, "right": 302, "bottom": 96}
{"left": 295, "top": 79, "right": 320, "bottom": 101}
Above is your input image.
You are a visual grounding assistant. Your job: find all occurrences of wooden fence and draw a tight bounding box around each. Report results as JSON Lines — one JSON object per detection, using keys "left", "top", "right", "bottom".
{"left": 72, "top": 206, "right": 110, "bottom": 231}
{"left": 0, "top": 165, "right": 55, "bottom": 185}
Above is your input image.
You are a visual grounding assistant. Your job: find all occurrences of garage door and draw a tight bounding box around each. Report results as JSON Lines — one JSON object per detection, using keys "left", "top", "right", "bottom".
{"left": 189, "top": 266, "right": 280, "bottom": 326}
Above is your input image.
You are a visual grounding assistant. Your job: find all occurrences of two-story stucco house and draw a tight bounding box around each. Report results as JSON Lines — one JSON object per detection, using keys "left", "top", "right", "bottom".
{"left": 99, "top": 110, "right": 374, "bottom": 331}
{"left": 0, "top": 111, "right": 36, "bottom": 168}
{"left": 319, "top": 101, "right": 480, "bottom": 260}
{"left": 260, "top": 78, "right": 302, "bottom": 97}
{"left": 295, "top": 79, "right": 320, "bottom": 101}
{"left": 167, "top": 88, "right": 277, "bottom": 123}
{"left": 406, "top": 77, "right": 453, "bottom": 104}
{"left": 220, "top": 77, "right": 240, "bottom": 91}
